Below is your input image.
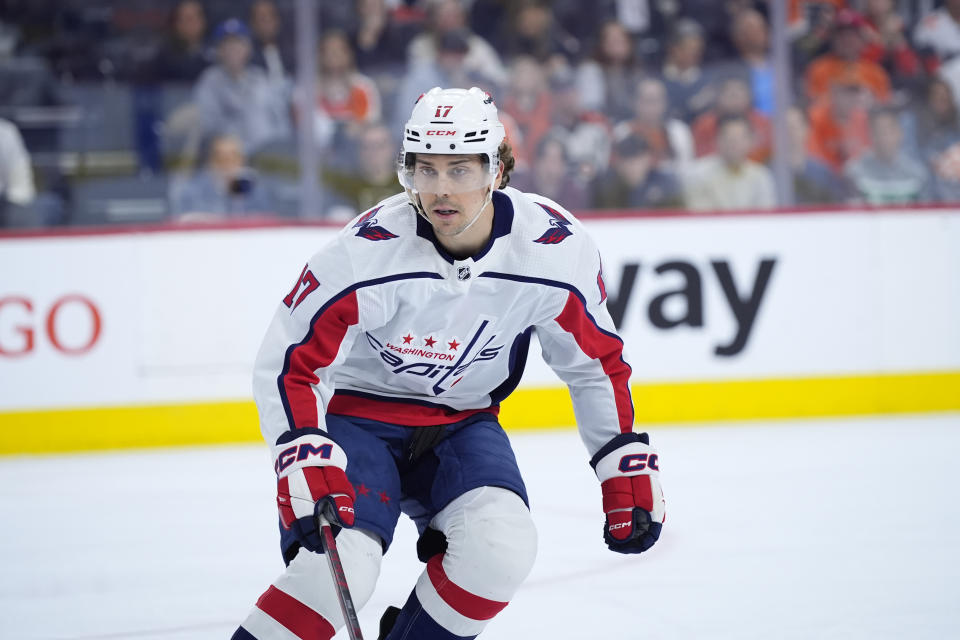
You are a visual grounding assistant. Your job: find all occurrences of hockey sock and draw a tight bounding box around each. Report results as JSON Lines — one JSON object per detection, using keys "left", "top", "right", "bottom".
{"left": 382, "top": 592, "right": 477, "bottom": 640}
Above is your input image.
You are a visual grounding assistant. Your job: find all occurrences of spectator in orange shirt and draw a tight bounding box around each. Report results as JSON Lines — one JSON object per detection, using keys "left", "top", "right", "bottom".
{"left": 805, "top": 9, "right": 891, "bottom": 104}
{"left": 309, "top": 30, "right": 382, "bottom": 153}
{"left": 318, "top": 30, "right": 381, "bottom": 124}
{"left": 692, "top": 76, "right": 772, "bottom": 164}
{"left": 807, "top": 80, "right": 873, "bottom": 172}
{"left": 501, "top": 56, "right": 554, "bottom": 169}
{"left": 785, "top": 106, "right": 847, "bottom": 204}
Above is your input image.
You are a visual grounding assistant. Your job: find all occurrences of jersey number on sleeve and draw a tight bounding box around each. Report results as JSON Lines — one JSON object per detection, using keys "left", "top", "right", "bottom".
{"left": 283, "top": 264, "right": 320, "bottom": 312}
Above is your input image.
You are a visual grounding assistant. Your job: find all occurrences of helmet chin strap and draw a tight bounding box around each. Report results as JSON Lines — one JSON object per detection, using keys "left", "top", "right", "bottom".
{"left": 413, "top": 172, "right": 498, "bottom": 239}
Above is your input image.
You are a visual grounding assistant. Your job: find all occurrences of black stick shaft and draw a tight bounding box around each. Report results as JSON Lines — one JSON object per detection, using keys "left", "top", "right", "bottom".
{"left": 319, "top": 522, "right": 364, "bottom": 640}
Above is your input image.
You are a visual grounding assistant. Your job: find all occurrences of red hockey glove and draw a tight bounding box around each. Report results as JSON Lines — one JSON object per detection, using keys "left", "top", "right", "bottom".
{"left": 590, "top": 432, "right": 665, "bottom": 554}
{"left": 272, "top": 428, "right": 356, "bottom": 553}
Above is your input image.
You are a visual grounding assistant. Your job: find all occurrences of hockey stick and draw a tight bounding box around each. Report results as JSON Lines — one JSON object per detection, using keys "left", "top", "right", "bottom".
{"left": 318, "top": 515, "right": 365, "bottom": 640}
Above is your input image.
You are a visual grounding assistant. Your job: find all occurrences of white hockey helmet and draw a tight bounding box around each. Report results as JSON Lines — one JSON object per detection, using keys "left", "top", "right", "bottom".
{"left": 397, "top": 87, "right": 506, "bottom": 194}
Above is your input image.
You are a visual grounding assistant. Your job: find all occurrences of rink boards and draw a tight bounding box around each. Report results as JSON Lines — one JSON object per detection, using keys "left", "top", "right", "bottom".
{"left": 1, "top": 207, "right": 958, "bottom": 453}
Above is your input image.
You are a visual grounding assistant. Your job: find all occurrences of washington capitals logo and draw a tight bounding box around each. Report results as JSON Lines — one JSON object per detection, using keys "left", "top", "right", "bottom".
{"left": 353, "top": 206, "right": 398, "bottom": 241}
{"left": 364, "top": 319, "right": 504, "bottom": 395}
{"left": 533, "top": 203, "right": 573, "bottom": 245}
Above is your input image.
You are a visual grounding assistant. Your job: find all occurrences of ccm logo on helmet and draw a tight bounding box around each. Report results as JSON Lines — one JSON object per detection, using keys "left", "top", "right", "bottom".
{"left": 425, "top": 130, "right": 456, "bottom": 136}
{"left": 618, "top": 453, "right": 659, "bottom": 473}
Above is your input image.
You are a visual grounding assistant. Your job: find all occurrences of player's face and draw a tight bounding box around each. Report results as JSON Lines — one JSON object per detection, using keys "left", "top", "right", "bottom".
{"left": 413, "top": 154, "right": 493, "bottom": 237}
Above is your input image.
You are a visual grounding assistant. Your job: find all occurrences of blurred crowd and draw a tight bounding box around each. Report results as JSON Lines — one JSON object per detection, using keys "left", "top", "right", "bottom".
{"left": 2, "top": 0, "right": 960, "bottom": 227}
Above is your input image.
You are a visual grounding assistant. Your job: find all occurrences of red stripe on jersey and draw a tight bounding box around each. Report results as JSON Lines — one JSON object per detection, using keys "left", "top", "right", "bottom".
{"left": 255, "top": 585, "right": 335, "bottom": 640}
{"left": 328, "top": 393, "right": 499, "bottom": 426}
{"left": 283, "top": 292, "right": 360, "bottom": 428}
{"left": 554, "top": 292, "right": 634, "bottom": 432}
{"left": 426, "top": 554, "right": 509, "bottom": 621}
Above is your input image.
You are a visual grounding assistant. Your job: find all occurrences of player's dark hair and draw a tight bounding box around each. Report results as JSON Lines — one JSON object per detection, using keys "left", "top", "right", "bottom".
{"left": 496, "top": 139, "right": 515, "bottom": 189}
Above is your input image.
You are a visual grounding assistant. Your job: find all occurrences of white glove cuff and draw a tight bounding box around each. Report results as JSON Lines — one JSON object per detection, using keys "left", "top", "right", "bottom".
{"left": 272, "top": 433, "right": 348, "bottom": 479}
{"left": 594, "top": 440, "right": 660, "bottom": 483}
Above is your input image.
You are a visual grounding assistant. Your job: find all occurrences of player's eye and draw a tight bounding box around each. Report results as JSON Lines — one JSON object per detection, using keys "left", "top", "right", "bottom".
{"left": 417, "top": 166, "right": 437, "bottom": 177}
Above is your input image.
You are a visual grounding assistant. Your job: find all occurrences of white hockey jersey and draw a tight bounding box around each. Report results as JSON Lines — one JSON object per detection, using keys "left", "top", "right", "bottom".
{"left": 253, "top": 187, "right": 635, "bottom": 457}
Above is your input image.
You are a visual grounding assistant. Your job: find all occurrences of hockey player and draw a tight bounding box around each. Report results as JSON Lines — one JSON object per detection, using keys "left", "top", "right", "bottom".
{"left": 232, "top": 87, "right": 665, "bottom": 640}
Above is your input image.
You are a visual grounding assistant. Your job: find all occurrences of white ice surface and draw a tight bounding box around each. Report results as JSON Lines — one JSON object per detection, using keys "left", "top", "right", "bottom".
{"left": 1, "top": 414, "right": 958, "bottom": 639}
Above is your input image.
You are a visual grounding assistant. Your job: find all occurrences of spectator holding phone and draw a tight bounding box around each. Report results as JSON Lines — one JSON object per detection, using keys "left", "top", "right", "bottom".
{"left": 169, "top": 133, "right": 272, "bottom": 219}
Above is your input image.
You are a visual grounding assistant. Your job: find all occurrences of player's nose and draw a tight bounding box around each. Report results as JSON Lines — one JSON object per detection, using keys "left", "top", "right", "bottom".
{"left": 434, "top": 174, "right": 454, "bottom": 195}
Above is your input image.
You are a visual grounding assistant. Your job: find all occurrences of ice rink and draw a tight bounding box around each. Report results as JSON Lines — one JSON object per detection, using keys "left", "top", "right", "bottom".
{"left": 2, "top": 413, "right": 958, "bottom": 640}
